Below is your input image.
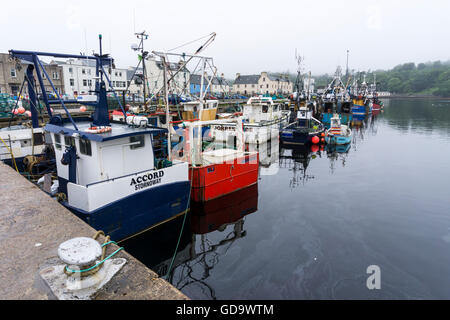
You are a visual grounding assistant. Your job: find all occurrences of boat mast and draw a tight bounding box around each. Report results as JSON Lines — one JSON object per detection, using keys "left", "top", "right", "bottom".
{"left": 161, "top": 56, "right": 172, "bottom": 161}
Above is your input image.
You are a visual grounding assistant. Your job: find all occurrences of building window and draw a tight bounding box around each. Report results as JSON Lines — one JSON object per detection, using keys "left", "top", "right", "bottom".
{"left": 263, "top": 78, "right": 265, "bottom": 82}
{"left": 130, "top": 135, "right": 145, "bottom": 150}
{"left": 42, "top": 72, "right": 46, "bottom": 79}
{"left": 79, "top": 138, "right": 92, "bottom": 156}
{"left": 52, "top": 72, "right": 59, "bottom": 80}
{"left": 88, "top": 80, "right": 92, "bottom": 86}
{"left": 83, "top": 79, "right": 87, "bottom": 86}
{"left": 10, "top": 68, "right": 16, "bottom": 77}
{"left": 82, "top": 69, "right": 86, "bottom": 74}
{"left": 69, "top": 67, "right": 73, "bottom": 73}
{"left": 70, "top": 78, "right": 74, "bottom": 86}
{"left": 87, "top": 69, "right": 91, "bottom": 75}
{"left": 266, "top": 84, "right": 269, "bottom": 89}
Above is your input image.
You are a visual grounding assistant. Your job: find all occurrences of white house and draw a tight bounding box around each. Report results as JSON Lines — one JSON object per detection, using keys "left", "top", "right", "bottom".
{"left": 233, "top": 72, "right": 293, "bottom": 96}
{"left": 145, "top": 56, "right": 190, "bottom": 96}
{"left": 53, "top": 59, "right": 128, "bottom": 97}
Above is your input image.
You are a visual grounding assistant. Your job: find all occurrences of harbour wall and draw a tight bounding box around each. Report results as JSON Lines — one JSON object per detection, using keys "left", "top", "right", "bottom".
{"left": 0, "top": 161, "right": 188, "bottom": 300}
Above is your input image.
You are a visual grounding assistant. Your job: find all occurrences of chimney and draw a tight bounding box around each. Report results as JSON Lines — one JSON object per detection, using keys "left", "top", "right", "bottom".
{"left": 221, "top": 73, "right": 224, "bottom": 79}
{"left": 236, "top": 73, "right": 240, "bottom": 79}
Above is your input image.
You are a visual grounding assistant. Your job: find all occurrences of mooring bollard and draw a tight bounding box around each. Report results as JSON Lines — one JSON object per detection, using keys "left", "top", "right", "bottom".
{"left": 40, "top": 235, "right": 127, "bottom": 300}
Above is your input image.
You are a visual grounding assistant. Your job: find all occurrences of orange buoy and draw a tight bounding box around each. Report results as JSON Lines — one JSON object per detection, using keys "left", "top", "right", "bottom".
{"left": 321, "top": 138, "right": 325, "bottom": 143}
{"left": 13, "top": 109, "right": 19, "bottom": 115}
{"left": 18, "top": 106, "right": 25, "bottom": 114}
{"left": 25, "top": 111, "right": 32, "bottom": 117}
{"left": 80, "top": 106, "right": 87, "bottom": 112}
{"left": 312, "top": 136, "right": 320, "bottom": 144}
{"left": 311, "top": 145, "right": 319, "bottom": 153}
{"left": 321, "top": 132, "right": 325, "bottom": 137}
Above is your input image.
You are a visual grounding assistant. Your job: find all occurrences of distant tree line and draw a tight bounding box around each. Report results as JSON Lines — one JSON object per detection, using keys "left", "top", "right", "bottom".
{"left": 313, "top": 61, "right": 450, "bottom": 97}
{"left": 270, "top": 60, "right": 450, "bottom": 97}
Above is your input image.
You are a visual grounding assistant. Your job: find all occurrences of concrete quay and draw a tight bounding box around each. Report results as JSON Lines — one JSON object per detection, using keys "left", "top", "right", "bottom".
{"left": 0, "top": 161, "right": 188, "bottom": 300}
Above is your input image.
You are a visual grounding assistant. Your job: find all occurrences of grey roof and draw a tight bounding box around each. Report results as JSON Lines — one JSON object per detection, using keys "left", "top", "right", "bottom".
{"left": 190, "top": 74, "right": 229, "bottom": 86}
{"left": 268, "top": 74, "right": 290, "bottom": 82}
{"left": 212, "top": 77, "right": 228, "bottom": 85}
{"left": 190, "top": 74, "right": 202, "bottom": 85}
{"left": 234, "top": 75, "right": 260, "bottom": 85}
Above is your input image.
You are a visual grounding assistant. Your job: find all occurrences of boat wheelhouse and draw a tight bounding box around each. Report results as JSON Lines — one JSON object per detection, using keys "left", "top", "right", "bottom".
{"left": 181, "top": 100, "right": 218, "bottom": 121}
{"left": 280, "top": 106, "right": 324, "bottom": 145}
{"left": 211, "top": 96, "right": 288, "bottom": 145}
{"left": 10, "top": 42, "right": 191, "bottom": 241}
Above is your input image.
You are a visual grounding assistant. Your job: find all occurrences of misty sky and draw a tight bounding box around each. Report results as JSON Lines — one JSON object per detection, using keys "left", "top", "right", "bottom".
{"left": 2, "top": 0, "right": 449, "bottom": 78}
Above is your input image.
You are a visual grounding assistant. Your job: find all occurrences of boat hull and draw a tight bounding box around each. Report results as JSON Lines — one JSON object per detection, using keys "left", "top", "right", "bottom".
{"left": 280, "top": 128, "right": 324, "bottom": 146}
{"left": 64, "top": 180, "right": 191, "bottom": 242}
{"left": 351, "top": 104, "right": 366, "bottom": 120}
{"left": 211, "top": 121, "right": 283, "bottom": 144}
{"left": 189, "top": 153, "right": 259, "bottom": 202}
{"left": 325, "top": 135, "right": 351, "bottom": 145}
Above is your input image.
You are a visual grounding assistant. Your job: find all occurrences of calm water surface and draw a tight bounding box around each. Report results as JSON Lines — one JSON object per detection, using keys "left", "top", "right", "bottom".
{"left": 124, "top": 98, "right": 450, "bottom": 299}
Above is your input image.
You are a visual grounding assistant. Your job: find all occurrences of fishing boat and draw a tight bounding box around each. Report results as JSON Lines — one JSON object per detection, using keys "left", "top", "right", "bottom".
{"left": 9, "top": 40, "right": 191, "bottom": 242}
{"left": 351, "top": 95, "right": 366, "bottom": 121}
{"left": 180, "top": 118, "right": 259, "bottom": 202}
{"left": 0, "top": 62, "right": 50, "bottom": 173}
{"left": 0, "top": 124, "right": 48, "bottom": 172}
{"left": 211, "top": 96, "right": 288, "bottom": 145}
{"left": 280, "top": 106, "right": 325, "bottom": 145}
{"left": 325, "top": 114, "right": 352, "bottom": 145}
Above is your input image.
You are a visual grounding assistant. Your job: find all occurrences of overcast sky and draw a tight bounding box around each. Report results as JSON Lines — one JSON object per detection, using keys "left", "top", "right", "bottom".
{"left": 2, "top": 0, "right": 449, "bottom": 78}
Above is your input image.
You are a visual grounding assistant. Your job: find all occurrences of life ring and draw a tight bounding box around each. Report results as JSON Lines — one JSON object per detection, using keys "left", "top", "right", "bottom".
{"left": 85, "top": 126, "right": 112, "bottom": 134}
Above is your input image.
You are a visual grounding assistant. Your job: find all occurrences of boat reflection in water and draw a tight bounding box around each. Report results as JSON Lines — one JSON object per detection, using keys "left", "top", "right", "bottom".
{"left": 279, "top": 144, "right": 322, "bottom": 188}
{"left": 325, "top": 143, "right": 351, "bottom": 174}
{"left": 246, "top": 135, "right": 280, "bottom": 177}
{"left": 122, "top": 184, "right": 259, "bottom": 299}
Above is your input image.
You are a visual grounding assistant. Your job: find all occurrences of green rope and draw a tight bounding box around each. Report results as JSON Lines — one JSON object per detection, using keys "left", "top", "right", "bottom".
{"left": 163, "top": 159, "right": 194, "bottom": 280}
{"left": 65, "top": 245, "right": 123, "bottom": 274}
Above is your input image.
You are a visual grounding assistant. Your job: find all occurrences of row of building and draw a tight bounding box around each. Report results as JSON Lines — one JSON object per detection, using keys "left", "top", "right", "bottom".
{"left": 0, "top": 52, "right": 296, "bottom": 98}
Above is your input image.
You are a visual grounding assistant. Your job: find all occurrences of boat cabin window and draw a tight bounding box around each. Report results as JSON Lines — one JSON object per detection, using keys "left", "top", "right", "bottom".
{"left": 54, "top": 134, "right": 62, "bottom": 150}
{"left": 262, "top": 105, "right": 268, "bottom": 113}
{"left": 33, "top": 133, "right": 45, "bottom": 146}
{"left": 130, "top": 135, "right": 145, "bottom": 150}
{"left": 64, "top": 136, "right": 75, "bottom": 148}
{"left": 79, "top": 138, "right": 92, "bottom": 156}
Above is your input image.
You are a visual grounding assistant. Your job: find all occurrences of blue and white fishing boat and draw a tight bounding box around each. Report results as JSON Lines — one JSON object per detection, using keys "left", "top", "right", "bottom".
{"left": 325, "top": 114, "right": 352, "bottom": 145}
{"left": 9, "top": 37, "right": 190, "bottom": 241}
{"left": 281, "top": 106, "right": 324, "bottom": 145}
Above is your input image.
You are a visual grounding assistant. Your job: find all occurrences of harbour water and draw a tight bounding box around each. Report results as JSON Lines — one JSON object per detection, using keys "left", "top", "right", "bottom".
{"left": 123, "top": 98, "right": 450, "bottom": 299}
